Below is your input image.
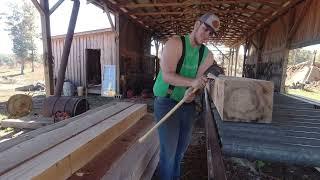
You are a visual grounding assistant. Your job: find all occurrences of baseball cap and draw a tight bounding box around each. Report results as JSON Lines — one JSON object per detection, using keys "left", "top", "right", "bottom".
{"left": 198, "top": 13, "right": 220, "bottom": 35}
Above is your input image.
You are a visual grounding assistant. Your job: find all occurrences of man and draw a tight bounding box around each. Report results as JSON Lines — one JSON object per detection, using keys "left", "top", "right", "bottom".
{"left": 153, "top": 13, "right": 220, "bottom": 179}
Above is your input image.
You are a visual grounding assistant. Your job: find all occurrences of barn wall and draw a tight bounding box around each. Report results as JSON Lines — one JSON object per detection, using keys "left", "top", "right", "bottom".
{"left": 244, "top": 0, "right": 320, "bottom": 92}
{"left": 51, "top": 30, "right": 116, "bottom": 87}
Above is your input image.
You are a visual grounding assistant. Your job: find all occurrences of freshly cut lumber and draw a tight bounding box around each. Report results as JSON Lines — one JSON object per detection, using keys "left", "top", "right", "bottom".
{"left": 0, "top": 103, "right": 147, "bottom": 179}
{"left": 68, "top": 114, "right": 159, "bottom": 180}
{"left": 0, "top": 101, "right": 121, "bottom": 152}
{"left": 1, "top": 118, "right": 53, "bottom": 129}
{"left": 210, "top": 76, "right": 274, "bottom": 123}
{"left": 140, "top": 148, "right": 160, "bottom": 180}
{"left": 0, "top": 102, "right": 135, "bottom": 175}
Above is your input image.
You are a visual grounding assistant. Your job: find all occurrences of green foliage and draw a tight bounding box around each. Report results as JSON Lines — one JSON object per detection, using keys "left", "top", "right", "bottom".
{"left": 255, "top": 160, "right": 266, "bottom": 169}
{"left": 5, "top": 0, "right": 38, "bottom": 73}
{"left": 0, "top": 53, "right": 14, "bottom": 66}
{"left": 288, "top": 48, "right": 317, "bottom": 65}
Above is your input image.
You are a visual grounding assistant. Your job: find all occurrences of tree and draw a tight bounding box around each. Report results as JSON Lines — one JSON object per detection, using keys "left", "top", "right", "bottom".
{"left": 5, "top": 1, "right": 38, "bottom": 74}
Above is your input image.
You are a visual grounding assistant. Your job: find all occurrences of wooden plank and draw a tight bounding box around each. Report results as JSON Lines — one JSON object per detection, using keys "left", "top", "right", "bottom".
{"left": 102, "top": 120, "right": 159, "bottom": 180}
{"left": 0, "top": 102, "right": 134, "bottom": 174}
{"left": 1, "top": 104, "right": 147, "bottom": 179}
{"left": 0, "top": 118, "right": 53, "bottom": 129}
{"left": 67, "top": 114, "right": 158, "bottom": 180}
{"left": 0, "top": 101, "right": 119, "bottom": 152}
{"left": 140, "top": 148, "right": 160, "bottom": 180}
{"left": 210, "top": 76, "right": 274, "bottom": 123}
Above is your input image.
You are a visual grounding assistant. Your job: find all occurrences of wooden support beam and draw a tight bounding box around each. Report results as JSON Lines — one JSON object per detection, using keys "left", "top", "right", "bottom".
{"left": 123, "top": 1, "right": 279, "bottom": 9}
{"left": 210, "top": 76, "right": 274, "bottom": 123}
{"left": 132, "top": 9, "right": 270, "bottom": 16}
{"left": 40, "top": 0, "right": 54, "bottom": 95}
{"left": 31, "top": 0, "right": 44, "bottom": 16}
{"left": 49, "top": 0, "right": 65, "bottom": 15}
{"left": 232, "top": 0, "right": 304, "bottom": 47}
{"left": 0, "top": 103, "right": 147, "bottom": 179}
{"left": 287, "top": 0, "right": 312, "bottom": 44}
{"left": 234, "top": 46, "right": 239, "bottom": 77}
{"left": 54, "top": 0, "right": 80, "bottom": 96}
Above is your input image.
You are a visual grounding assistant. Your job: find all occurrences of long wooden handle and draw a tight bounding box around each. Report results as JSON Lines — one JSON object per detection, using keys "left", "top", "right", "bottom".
{"left": 138, "top": 88, "right": 197, "bottom": 143}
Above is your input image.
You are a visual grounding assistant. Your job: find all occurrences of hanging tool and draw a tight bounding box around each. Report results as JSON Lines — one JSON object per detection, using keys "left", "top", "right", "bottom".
{"left": 138, "top": 64, "right": 224, "bottom": 143}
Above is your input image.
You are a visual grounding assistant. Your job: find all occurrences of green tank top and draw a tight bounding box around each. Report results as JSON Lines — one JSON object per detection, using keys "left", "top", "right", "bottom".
{"left": 153, "top": 35, "right": 209, "bottom": 101}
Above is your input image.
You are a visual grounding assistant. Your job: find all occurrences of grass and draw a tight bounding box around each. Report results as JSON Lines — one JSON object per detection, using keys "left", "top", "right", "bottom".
{"left": 286, "top": 89, "right": 320, "bottom": 102}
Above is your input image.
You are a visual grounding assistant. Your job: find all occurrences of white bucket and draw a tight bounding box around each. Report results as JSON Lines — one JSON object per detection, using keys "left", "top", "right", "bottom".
{"left": 77, "top": 86, "right": 84, "bottom": 96}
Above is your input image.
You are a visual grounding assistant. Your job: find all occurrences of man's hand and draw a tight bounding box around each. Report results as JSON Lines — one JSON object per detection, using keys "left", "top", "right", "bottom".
{"left": 191, "top": 76, "right": 208, "bottom": 90}
{"left": 184, "top": 88, "right": 196, "bottom": 103}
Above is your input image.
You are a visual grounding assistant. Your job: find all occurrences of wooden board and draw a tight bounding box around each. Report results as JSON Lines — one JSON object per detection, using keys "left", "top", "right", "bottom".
{"left": 0, "top": 101, "right": 121, "bottom": 152}
{"left": 1, "top": 118, "right": 53, "bottom": 129}
{"left": 0, "top": 103, "right": 147, "bottom": 179}
{"left": 210, "top": 76, "right": 274, "bottom": 123}
{"left": 67, "top": 114, "right": 158, "bottom": 180}
{"left": 0, "top": 102, "right": 134, "bottom": 175}
{"left": 140, "top": 148, "right": 160, "bottom": 180}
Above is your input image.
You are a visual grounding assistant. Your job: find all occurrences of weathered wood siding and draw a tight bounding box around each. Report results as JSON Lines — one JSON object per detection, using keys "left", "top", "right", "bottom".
{"left": 51, "top": 29, "right": 117, "bottom": 87}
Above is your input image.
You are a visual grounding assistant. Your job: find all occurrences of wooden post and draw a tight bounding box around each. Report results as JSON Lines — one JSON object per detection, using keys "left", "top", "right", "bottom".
{"left": 234, "top": 46, "right": 239, "bottom": 77}
{"left": 227, "top": 49, "right": 231, "bottom": 76}
{"left": 54, "top": 0, "right": 80, "bottom": 96}
{"left": 39, "top": 0, "right": 54, "bottom": 96}
{"left": 115, "top": 14, "right": 120, "bottom": 94}
{"left": 230, "top": 48, "right": 235, "bottom": 76}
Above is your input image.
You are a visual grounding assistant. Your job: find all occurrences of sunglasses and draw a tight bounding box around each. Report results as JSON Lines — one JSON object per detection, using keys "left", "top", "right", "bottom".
{"left": 201, "top": 22, "right": 217, "bottom": 36}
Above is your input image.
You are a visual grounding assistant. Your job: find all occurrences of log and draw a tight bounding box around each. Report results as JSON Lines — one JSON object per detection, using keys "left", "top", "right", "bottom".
{"left": 0, "top": 102, "right": 135, "bottom": 175}
{"left": 1, "top": 118, "right": 53, "bottom": 129}
{"left": 210, "top": 76, "right": 274, "bottom": 123}
{"left": 0, "top": 103, "right": 147, "bottom": 179}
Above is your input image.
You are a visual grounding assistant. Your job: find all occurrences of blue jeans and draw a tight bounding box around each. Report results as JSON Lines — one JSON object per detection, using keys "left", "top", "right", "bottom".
{"left": 154, "top": 96, "right": 196, "bottom": 180}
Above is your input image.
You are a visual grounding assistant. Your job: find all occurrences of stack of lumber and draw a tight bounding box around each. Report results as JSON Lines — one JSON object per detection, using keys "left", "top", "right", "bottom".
{"left": 1, "top": 117, "right": 54, "bottom": 130}
{"left": 209, "top": 76, "right": 274, "bottom": 123}
{"left": 0, "top": 102, "right": 159, "bottom": 180}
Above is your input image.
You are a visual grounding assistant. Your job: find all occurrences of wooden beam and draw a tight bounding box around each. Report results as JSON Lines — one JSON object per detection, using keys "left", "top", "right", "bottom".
{"left": 234, "top": 46, "right": 239, "bottom": 76}
{"left": 39, "top": 114, "right": 158, "bottom": 180}
{"left": 31, "top": 0, "right": 44, "bottom": 16}
{"left": 132, "top": 9, "right": 270, "bottom": 16}
{"left": 232, "top": 0, "right": 304, "bottom": 47}
{"left": 49, "top": 0, "right": 65, "bottom": 15}
{"left": 0, "top": 103, "right": 147, "bottom": 179}
{"left": 0, "top": 118, "right": 53, "bottom": 130}
{"left": 40, "top": 0, "right": 54, "bottom": 95}
{"left": 287, "top": 0, "right": 312, "bottom": 43}
{"left": 0, "top": 102, "right": 120, "bottom": 153}
{"left": 210, "top": 76, "right": 274, "bottom": 123}
{"left": 123, "top": 1, "right": 279, "bottom": 8}
{"left": 0, "top": 102, "right": 134, "bottom": 175}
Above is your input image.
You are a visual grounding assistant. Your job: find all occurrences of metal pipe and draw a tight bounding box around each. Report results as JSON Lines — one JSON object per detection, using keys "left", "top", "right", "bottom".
{"left": 54, "top": 0, "right": 80, "bottom": 96}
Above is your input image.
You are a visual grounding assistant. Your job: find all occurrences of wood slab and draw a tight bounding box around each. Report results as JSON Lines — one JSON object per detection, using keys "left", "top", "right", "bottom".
{"left": 0, "top": 102, "right": 134, "bottom": 175}
{"left": 0, "top": 101, "right": 120, "bottom": 152}
{"left": 0, "top": 103, "right": 147, "bottom": 179}
{"left": 1, "top": 118, "right": 53, "bottom": 129}
{"left": 210, "top": 76, "right": 274, "bottom": 123}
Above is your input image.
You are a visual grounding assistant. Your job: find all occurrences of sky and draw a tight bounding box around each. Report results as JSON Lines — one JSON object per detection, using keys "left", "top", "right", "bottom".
{"left": 0, "top": 0, "right": 113, "bottom": 54}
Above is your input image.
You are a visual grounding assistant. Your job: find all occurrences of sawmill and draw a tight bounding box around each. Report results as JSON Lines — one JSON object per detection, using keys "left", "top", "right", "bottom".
{"left": 1, "top": 0, "right": 320, "bottom": 179}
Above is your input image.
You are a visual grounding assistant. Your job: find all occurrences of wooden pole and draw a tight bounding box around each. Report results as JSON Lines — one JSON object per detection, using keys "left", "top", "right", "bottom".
{"left": 40, "top": 0, "right": 54, "bottom": 96}
{"left": 54, "top": 0, "right": 80, "bottom": 96}
{"left": 234, "top": 46, "right": 239, "bottom": 77}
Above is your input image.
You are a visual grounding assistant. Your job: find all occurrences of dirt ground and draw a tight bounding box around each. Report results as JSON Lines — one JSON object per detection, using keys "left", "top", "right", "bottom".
{"left": 0, "top": 63, "right": 45, "bottom": 103}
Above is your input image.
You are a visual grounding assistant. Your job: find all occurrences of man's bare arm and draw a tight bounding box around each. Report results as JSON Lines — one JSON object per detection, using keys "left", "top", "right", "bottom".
{"left": 160, "top": 37, "right": 194, "bottom": 87}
